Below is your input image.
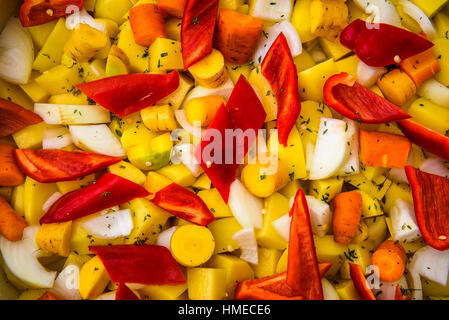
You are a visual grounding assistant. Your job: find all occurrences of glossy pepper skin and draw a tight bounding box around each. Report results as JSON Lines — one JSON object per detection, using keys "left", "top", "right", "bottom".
{"left": 13, "top": 149, "right": 121, "bottom": 183}
{"left": 324, "top": 72, "right": 411, "bottom": 123}
{"left": 340, "top": 19, "right": 434, "bottom": 67}
{"left": 90, "top": 245, "right": 186, "bottom": 286}
{"left": 19, "top": 0, "right": 84, "bottom": 27}
{"left": 234, "top": 263, "right": 332, "bottom": 300}
{"left": 195, "top": 75, "right": 266, "bottom": 202}
{"left": 349, "top": 263, "right": 376, "bottom": 300}
{"left": 115, "top": 283, "right": 139, "bottom": 300}
{"left": 40, "top": 173, "right": 149, "bottom": 224}
{"left": 261, "top": 33, "right": 301, "bottom": 147}
{"left": 181, "top": 0, "right": 219, "bottom": 69}
{"left": 76, "top": 71, "right": 180, "bottom": 118}
{"left": 151, "top": 183, "right": 215, "bottom": 226}
{"left": 397, "top": 119, "right": 449, "bottom": 162}
{"left": 287, "top": 188, "right": 323, "bottom": 300}
{"left": 405, "top": 166, "right": 449, "bottom": 251}
{"left": 0, "top": 98, "right": 42, "bottom": 138}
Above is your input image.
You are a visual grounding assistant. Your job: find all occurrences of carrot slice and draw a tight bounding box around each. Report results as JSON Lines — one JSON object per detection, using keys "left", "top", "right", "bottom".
{"left": 0, "top": 98, "right": 42, "bottom": 138}
{"left": 372, "top": 248, "right": 405, "bottom": 282}
{"left": 400, "top": 49, "right": 441, "bottom": 87}
{"left": 158, "top": 0, "right": 187, "bottom": 18}
{"left": 215, "top": 9, "right": 264, "bottom": 65}
{"left": 0, "top": 195, "right": 28, "bottom": 242}
{"left": 0, "top": 145, "right": 24, "bottom": 187}
{"left": 129, "top": 4, "right": 166, "bottom": 47}
{"left": 377, "top": 240, "right": 407, "bottom": 263}
{"left": 332, "top": 191, "right": 363, "bottom": 245}
{"left": 359, "top": 130, "right": 411, "bottom": 169}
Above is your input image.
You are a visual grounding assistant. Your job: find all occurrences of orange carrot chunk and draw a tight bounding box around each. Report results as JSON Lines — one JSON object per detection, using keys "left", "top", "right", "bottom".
{"left": 0, "top": 195, "right": 28, "bottom": 242}
{"left": 216, "top": 9, "right": 264, "bottom": 65}
{"left": 359, "top": 130, "right": 411, "bottom": 169}
{"left": 377, "top": 240, "right": 407, "bottom": 263}
{"left": 372, "top": 248, "right": 405, "bottom": 283}
{"left": 158, "top": 0, "right": 187, "bottom": 18}
{"left": 129, "top": 4, "right": 166, "bottom": 47}
{"left": 400, "top": 49, "right": 441, "bottom": 87}
{"left": 332, "top": 191, "right": 363, "bottom": 245}
{"left": 0, "top": 144, "right": 24, "bottom": 187}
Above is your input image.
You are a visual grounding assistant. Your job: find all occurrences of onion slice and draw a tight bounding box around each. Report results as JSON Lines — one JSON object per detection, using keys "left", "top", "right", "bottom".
{"left": 399, "top": 0, "right": 436, "bottom": 39}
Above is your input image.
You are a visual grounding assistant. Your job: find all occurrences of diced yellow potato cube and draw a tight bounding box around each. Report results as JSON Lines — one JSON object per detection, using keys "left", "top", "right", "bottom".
{"left": 208, "top": 217, "right": 242, "bottom": 254}
{"left": 56, "top": 174, "right": 96, "bottom": 194}
{"left": 19, "top": 72, "right": 50, "bottom": 103}
{"left": 361, "top": 166, "right": 388, "bottom": 181}
{"left": 120, "top": 115, "right": 158, "bottom": 151}
{"left": 143, "top": 172, "right": 172, "bottom": 200}
{"left": 105, "top": 54, "right": 128, "bottom": 77}
{"left": 339, "top": 243, "right": 373, "bottom": 279}
{"left": 334, "top": 280, "right": 361, "bottom": 300}
{"left": 192, "top": 173, "right": 212, "bottom": 190}
{"left": 293, "top": 50, "right": 316, "bottom": 72}
{"left": 187, "top": 268, "right": 227, "bottom": 300}
{"left": 410, "top": 0, "right": 448, "bottom": 17}
{"left": 36, "top": 221, "right": 72, "bottom": 257}
{"left": 165, "top": 18, "right": 181, "bottom": 41}
{"left": 225, "top": 62, "right": 253, "bottom": 84}
{"left": 149, "top": 38, "right": 183, "bottom": 72}
{"left": 139, "top": 284, "right": 187, "bottom": 300}
{"left": 291, "top": 0, "right": 317, "bottom": 43}
{"left": 275, "top": 248, "right": 288, "bottom": 273}
{"left": 0, "top": 79, "right": 34, "bottom": 110}
{"left": 117, "top": 21, "right": 150, "bottom": 73}
{"left": 320, "top": 37, "right": 352, "bottom": 61}
{"left": 344, "top": 174, "right": 391, "bottom": 200}
{"left": 207, "top": 254, "right": 254, "bottom": 298}
{"left": 108, "top": 161, "right": 146, "bottom": 185}
{"left": 95, "top": 0, "right": 133, "bottom": 23}
{"left": 400, "top": 237, "right": 427, "bottom": 255}
{"left": 256, "top": 192, "right": 290, "bottom": 250}
{"left": 347, "top": 0, "right": 368, "bottom": 22}
{"left": 335, "top": 55, "right": 360, "bottom": 80}
{"left": 298, "top": 59, "right": 338, "bottom": 102}
{"left": 63, "top": 252, "right": 91, "bottom": 269}
{"left": 359, "top": 191, "right": 384, "bottom": 218}
{"left": 408, "top": 98, "right": 449, "bottom": 135}
{"left": 157, "top": 164, "right": 196, "bottom": 187}
{"left": 434, "top": 12, "right": 449, "bottom": 38}
{"left": 310, "top": 0, "right": 349, "bottom": 41}
{"left": 314, "top": 235, "right": 348, "bottom": 277}
{"left": 11, "top": 185, "right": 25, "bottom": 218}
{"left": 12, "top": 123, "right": 54, "bottom": 149}
{"left": 383, "top": 182, "right": 413, "bottom": 212}
{"left": 309, "top": 177, "right": 343, "bottom": 203}
{"left": 48, "top": 92, "right": 90, "bottom": 105}
{"left": 279, "top": 179, "right": 303, "bottom": 199}
{"left": 197, "top": 188, "right": 232, "bottom": 218}
{"left": 251, "top": 247, "right": 282, "bottom": 278}
{"left": 23, "top": 177, "right": 58, "bottom": 225}
{"left": 35, "top": 65, "right": 83, "bottom": 96}
{"left": 79, "top": 256, "right": 110, "bottom": 300}
{"left": 432, "top": 38, "right": 449, "bottom": 85}
{"left": 123, "top": 198, "right": 171, "bottom": 245}
{"left": 32, "top": 18, "right": 71, "bottom": 72}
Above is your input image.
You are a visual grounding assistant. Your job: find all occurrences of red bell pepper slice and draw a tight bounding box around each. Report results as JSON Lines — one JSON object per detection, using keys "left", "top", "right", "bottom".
{"left": 151, "top": 182, "right": 215, "bottom": 226}
{"left": 405, "top": 166, "right": 449, "bottom": 251}
{"left": 195, "top": 75, "right": 266, "bottom": 202}
{"left": 340, "top": 19, "right": 434, "bottom": 67}
{"left": 0, "top": 98, "right": 42, "bottom": 138}
{"left": 324, "top": 72, "right": 411, "bottom": 123}
{"left": 13, "top": 149, "right": 121, "bottom": 183}
{"left": 287, "top": 188, "right": 323, "bottom": 300}
{"left": 76, "top": 71, "right": 180, "bottom": 118}
{"left": 90, "top": 245, "right": 186, "bottom": 285}
{"left": 397, "top": 119, "right": 449, "bottom": 162}
{"left": 40, "top": 173, "right": 149, "bottom": 224}
{"left": 115, "top": 283, "right": 139, "bottom": 300}
{"left": 349, "top": 262, "right": 376, "bottom": 300}
{"left": 235, "top": 262, "right": 332, "bottom": 300}
{"left": 20, "top": 0, "right": 84, "bottom": 27}
{"left": 394, "top": 284, "right": 409, "bottom": 300}
{"left": 181, "top": 0, "right": 219, "bottom": 69}
{"left": 261, "top": 33, "right": 301, "bottom": 147}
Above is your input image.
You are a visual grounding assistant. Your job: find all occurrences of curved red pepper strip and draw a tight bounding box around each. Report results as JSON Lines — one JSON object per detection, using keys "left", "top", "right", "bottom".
{"left": 116, "top": 283, "right": 139, "bottom": 300}
{"left": 195, "top": 75, "right": 266, "bottom": 202}
{"left": 181, "top": 0, "right": 219, "bottom": 69}
{"left": 324, "top": 73, "right": 411, "bottom": 123}
{"left": 13, "top": 149, "right": 121, "bottom": 183}
{"left": 235, "top": 263, "right": 332, "bottom": 300}
{"left": 76, "top": 71, "right": 180, "bottom": 118}
{"left": 19, "top": 0, "right": 84, "bottom": 27}
{"left": 261, "top": 33, "right": 301, "bottom": 147}
{"left": 340, "top": 19, "right": 434, "bottom": 67}
{"left": 90, "top": 245, "right": 186, "bottom": 285}
{"left": 349, "top": 263, "right": 376, "bottom": 300}
{"left": 151, "top": 183, "right": 215, "bottom": 226}
{"left": 287, "top": 188, "right": 323, "bottom": 300}
{"left": 397, "top": 119, "right": 449, "bottom": 162}
{"left": 0, "top": 98, "right": 42, "bottom": 138}
{"left": 394, "top": 284, "right": 409, "bottom": 300}
{"left": 405, "top": 166, "right": 449, "bottom": 251}
{"left": 40, "top": 173, "right": 149, "bottom": 224}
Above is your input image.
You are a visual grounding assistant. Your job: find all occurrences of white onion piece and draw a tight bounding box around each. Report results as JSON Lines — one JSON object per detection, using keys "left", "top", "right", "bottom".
{"left": 371, "top": 276, "right": 408, "bottom": 300}
{"left": 228, "top": 180, "right": 263, "bottom": 229}
{"left": 49, "top": 264, "right": 81, "bottom": 300}
{"left": 354, "top": 0, "right": 401, "bottom": 26}
{"left": 156, "top": 226, "right": 179, "bottom": 250}
{"left": 399, "top": 0, "right": 436, "bottom": 39}
{"left": 232, "top": 227, "right": 258, "bottom": 264}
{"left": 305, "top": 195, "right": 332, "bottom": 237}
{"left": 272, "top": 213, "right": 291, "bottom": 242}
{"left": 390, "top": 199, "right": 422, "bottom": 242}
{"left": 171, "top": 143, "right": 202, "bottom": 177}
{"left": 419, "top": 157, "right": 449, "bottom": 178}
{"left": 388, "top": 168, "right": 409, "bottom": 184}
{"left": 42, "top": 192, "right": 62, "bottom": 213}
{"left": 322, "top": 278, "right": 341, "bottom": 300}
{"left": 81, "top": 209, "right": 133, "bottom": 239}
{"left": 409, "top": 246, "right": 449, "bottom": 286}
{"left": 357, "top": 61, "right": 387, "bottom": 87}
{"left": 253, "top": 20, "right": 302, "bottom": 65}
{"left": 66, "top": 9, "right": 105, "bottom": 33}
{"left": 42, "top": 127, "right": 73, "bottom": 150}
{"left": 174, "top": 110, "right": 204, "bottom": 138}
{"left": 310, "top": 47, "right": 327, "bottom": 64}
{"left": 417, "top": 79, "right": 449, "bottom": 108}
{"left": 406, "top": 268, "right": 423, "bottom": 300}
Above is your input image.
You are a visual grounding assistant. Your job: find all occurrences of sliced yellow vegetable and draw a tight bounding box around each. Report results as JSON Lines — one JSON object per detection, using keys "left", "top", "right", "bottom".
{"left": 207, "top": 217, "right": 242, "bottom": 254}
{"left": 139, "top": 284, "right": 187, "bottom": 300}
{"left": 187, "top": 268, "right": 227, "bottom": 300}
{"left": 23, "top": 177, "right": 58, "bottom": 225}
{"left": 197, "top": 188, "right": 233, "bottom": 218}
{"left": 56, "top": 174, "right": 96, "bottom": 195}
{"left": 143, "top": 172, "right": 172, "bottom": 200}
{"left": 36, "top": 221, "right": 72, "bottom": 257}
{"left": 79, "top": 256, "right": 110, "bottom": 300}
{"left": 188, "top": 49, "right": 228, "bottom": 88}
{"left": 141, "top": 105, "right": 178, "bottom": 132}
{"left": 251, "top": 247, "right": 282, "bottom": 279}
{"left": 157, "top": 164, "right": 196, "bottom": 187}
{"left": 149, "top": 38, "right": 183, "bottom": 72}
{"left": 184, "top": 95, "right": 225, "bottom": 127}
